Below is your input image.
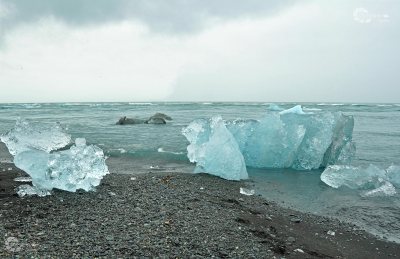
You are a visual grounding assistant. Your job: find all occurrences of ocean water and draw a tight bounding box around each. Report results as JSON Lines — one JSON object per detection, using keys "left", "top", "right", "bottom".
{"left": 1, "top": 102, "right": 400, "bottom": 242}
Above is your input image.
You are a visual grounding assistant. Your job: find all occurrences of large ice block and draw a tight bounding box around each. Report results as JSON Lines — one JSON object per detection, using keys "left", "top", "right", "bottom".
{"left": 321, "top": 164, "right": 399, "bottom": 196}
{"left": 228, "top": 114, "right": 306, "bottom": 168}
{"left": 14, "top": 138, "right": 109, "bottom": 193}
{"left": 183, "top": 105, "right": 355, "bottom": 173}
{"left": 182, "top": 116, "right": 248, "bottom": 181}
{"left": 0, "top": 119, "right": 72, "bottom": 156}
{"left": 229, "top": 105, "right": 355, "bottom": 170}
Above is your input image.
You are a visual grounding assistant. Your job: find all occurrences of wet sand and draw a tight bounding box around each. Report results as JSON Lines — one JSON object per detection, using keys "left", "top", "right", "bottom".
{"left": 0, "top": 163, "right": 399, "bottom": 258}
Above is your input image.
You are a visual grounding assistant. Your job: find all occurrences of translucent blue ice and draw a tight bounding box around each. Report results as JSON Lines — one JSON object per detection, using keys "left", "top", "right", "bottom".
{"left": 228, "top": 105, "right": 355, "bottom": 170}
{"left": 321, "top": 164, "right": 399, "bottom": 197}
{"left": 14, "top": 138, "right": 109, "bottom": 195}
{"left": 182, "top": 105, "right": 355, "bottom": 179}
{"left": 1, "top": 119, "right": 109, "bottom": 196}
{"left": 0, "top": 119, "right": 72, "bottom": 155}
{"left": 182, "top": 116, "right": 248, "bottom": 181}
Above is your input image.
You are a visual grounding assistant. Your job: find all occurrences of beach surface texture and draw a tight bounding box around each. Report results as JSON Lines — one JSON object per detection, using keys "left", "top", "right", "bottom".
{"left": 1, "top": 163, "right": 399, "bottom": 258}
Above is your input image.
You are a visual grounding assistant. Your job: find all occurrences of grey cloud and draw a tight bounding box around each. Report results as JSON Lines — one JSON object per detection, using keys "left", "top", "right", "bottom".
{"left": 1, "top": 0, "right": 296, "bottom": 33}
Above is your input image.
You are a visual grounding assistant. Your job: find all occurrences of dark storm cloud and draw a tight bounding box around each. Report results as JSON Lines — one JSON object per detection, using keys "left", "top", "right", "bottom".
{"left": 1, "top": 0, "right": 295, "bottom": 33}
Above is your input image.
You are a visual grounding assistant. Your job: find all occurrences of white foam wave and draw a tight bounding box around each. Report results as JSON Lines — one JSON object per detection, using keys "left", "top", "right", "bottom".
{"left": 128, "top": 102, "right": 155, "bottom": 106}
{"left": 157, "top": 147, "right": 184, "bottom": 155}
{"left": 117, "top": 148, "right": 127, "bottom": 154}
{"left": 303, "top": 108, "right": 322, "bottom": 111}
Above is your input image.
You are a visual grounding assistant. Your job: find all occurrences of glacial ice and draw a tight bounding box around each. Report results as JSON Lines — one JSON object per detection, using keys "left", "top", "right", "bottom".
{"left": 361, "top": 181, "right": 396, "bottom": 197}
{"left": 387, "top": 165, "right": 400, "bottom": 187}
{"left": 320, "top": 165, "right": 387, "bottom": 189}
{"left": 279, "top": 105, "right": 307, "bottom": 115}
{"left": 14, "top": 138, "right": 109, "bottom": 193}
{"left": 0, "top": 119, "right": 72, "bottom": 155}
{"left": 182, "top": 116, "right": 248, "bottom": 181}
{"left": 183, "top": 105, "right": 355, "bottom": 176}
{"left": 321, "top": 164, "right": 399, "bottom": 197}
{"left": 1, "top": 119, "right": 109, "bottom": 196}
{"left": 17, "top": 184, "right": 51, "bottom": 197}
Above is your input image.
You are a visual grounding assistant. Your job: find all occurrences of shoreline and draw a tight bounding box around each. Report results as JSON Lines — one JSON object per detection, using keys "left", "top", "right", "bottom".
{"left": 1, "top": 164, "right": 399, "bottom": 258}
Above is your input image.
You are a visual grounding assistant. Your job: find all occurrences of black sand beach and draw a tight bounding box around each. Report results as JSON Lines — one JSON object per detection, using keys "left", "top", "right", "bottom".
{"left": 1, "top": 163, "right": 399, "bottom": 258}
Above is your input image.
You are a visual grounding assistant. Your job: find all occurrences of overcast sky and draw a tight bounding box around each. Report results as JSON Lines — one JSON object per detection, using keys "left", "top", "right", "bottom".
{"left": 0, "top": 0, "right": 399, "bottom": 103}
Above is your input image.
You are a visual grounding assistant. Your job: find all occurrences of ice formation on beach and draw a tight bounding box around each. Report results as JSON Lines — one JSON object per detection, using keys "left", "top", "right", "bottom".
{"left": 0, "top": 119, "right": 72, "bottom": 155}
{"left": 1, "top": 120, "right": 109, "bottom": 196}
{"left": 182, "top": 116, "right": 248, "bottom": 180}
{"left": 14, "top": 138, "right": 109, "bottom": 194}
{"left": 321, "top": 164, "right": 400, "bottom": 197}
{"left": 183, "top": 105, "right": 355, "bottom": 175}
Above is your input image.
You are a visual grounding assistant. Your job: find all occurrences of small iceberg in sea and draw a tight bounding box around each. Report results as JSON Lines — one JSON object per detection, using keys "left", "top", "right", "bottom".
{"left": 1, "top": 119, "right": 109, "bottom": 196}
{"left": 321, "top": 164, "right": 400, "bottom": 197}
{"left": 182, "top": 105, "right": 355, "bottom": 180}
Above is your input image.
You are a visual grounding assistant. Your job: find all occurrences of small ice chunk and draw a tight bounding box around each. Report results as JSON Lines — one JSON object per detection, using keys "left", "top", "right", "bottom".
{"left": 182, "top": 116, "right": 248, "bottom": 180}
{"left": 267, "top": 104, "right": 284, "bottom": 111}
{"left": 240, "top": 187, "right": 255, "bottom": 196}
{"left": 327, "top": 231, "right": 335, "bottom": 237}
{"left": 294, "top": 249, "right": 305, "bottom": 253}
{"left": 362, "top": 181, "right": 397, "bottom": 197}
{"left": 321, "top": 164, "right": 399, "bottom": 197}
{"left": 17, "top": 184, "right": 51, "bottom": 197}
{"left": 0, "top": 119, "right": 71, "bottom": 156}
{"left": 14, "top": 177, "right": 32, "bottom": 182}
{"left": 320, "top": 165, "right": 387, "bottom": 189}
{"left": 279, "top": 105, "right": 307, "bottom": 115}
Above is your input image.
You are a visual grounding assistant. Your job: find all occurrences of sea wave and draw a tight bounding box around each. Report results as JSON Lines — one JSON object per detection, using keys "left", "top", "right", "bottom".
{"left": 157, "top": 147, "right": 185, "bottom": 155}
{"left": 128, "top": 102, "right": 156, "bottom": 106}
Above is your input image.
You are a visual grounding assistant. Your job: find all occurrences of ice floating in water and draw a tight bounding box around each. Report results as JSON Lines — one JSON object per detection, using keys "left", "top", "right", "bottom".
{"left": 321, "top": 164, "right": 399, "bottom": 197}
{"left": 267, "top": 104, "right": 284, "bottom": 111}
{"left": 0, "top": 119, "right": 72, "bottom": 155}
{"left": 279, "top": 105, "right": 307, "bottom": 115}
{"left": 1, "top": 119, "right": 109, "bottom": 196}
{"left": 361, "top": 181, "right": 396, "bottom": 197}
{"left": 182, "top": 116, "right": 248, "bottom": 181}
{"left": 183, "top": 105, "right": 355, "bottom": 177}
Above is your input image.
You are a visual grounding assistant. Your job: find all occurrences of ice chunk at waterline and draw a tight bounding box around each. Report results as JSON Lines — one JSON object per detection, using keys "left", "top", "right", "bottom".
{"left": 183, "top": 105, "right": 355, "bottom": 173}
{"left": 14, "top": 138, "right": 109, "bottom": 195}
{"left": 227, "top": 105, "right": 355, "bottom": 170}
{"left": 182, "top": 116, "right": 248, "bottom": 181}
{"left": 320, "top": 165, "right": 399, "bottom": 197}
{"left": 0, "top": 119, "right": 72, "bottom": 156}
